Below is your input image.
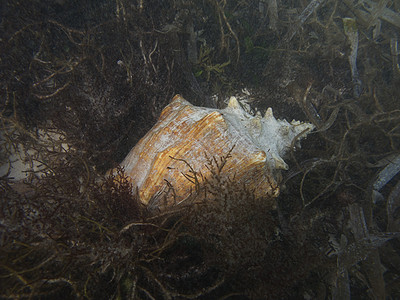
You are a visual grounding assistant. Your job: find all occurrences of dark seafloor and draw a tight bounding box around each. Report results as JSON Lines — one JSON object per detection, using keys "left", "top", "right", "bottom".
{"left": 1, "top": 0, "right": 400, "bottom": 299}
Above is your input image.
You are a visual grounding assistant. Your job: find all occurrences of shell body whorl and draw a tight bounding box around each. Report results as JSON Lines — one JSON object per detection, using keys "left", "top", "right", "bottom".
{"left": 120, "top": 95, "right": 314, "bottom": 206}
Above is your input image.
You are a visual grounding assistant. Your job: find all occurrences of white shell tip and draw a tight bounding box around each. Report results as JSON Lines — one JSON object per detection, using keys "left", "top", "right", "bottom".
{"left": 272, "top": 153, "right": 288, "bottom": 170}
{"left": 264, "top": 107, "right": 274, "bottom": 119}
{"left": 228, "top": 96, "right": 240, "bottom": 109}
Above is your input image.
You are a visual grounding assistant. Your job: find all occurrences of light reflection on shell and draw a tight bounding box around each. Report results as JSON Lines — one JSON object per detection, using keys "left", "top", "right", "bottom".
{"left": 119, "top": 94, "right": 314, "bottom": 207}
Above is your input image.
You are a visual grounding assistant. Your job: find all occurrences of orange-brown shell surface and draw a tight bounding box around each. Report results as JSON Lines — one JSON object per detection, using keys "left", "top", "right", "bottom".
{"left": 120, "top": 95, "right": 314, "bottom": 206}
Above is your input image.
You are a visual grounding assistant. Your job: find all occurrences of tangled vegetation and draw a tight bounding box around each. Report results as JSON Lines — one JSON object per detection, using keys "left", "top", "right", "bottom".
{"left": 1, "top": 0, "right": 400, "bottom": 299}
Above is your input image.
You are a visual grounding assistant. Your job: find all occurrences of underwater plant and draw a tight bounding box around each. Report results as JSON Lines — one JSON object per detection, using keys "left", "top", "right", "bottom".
{"left": 1, "top": 0, "right": 400, "bottom": 299}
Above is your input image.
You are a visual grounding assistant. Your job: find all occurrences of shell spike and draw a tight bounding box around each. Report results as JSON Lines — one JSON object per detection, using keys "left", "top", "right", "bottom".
{"left": 272, "top": 153, "right": 288, "bottom": 170}
{"left": 264, "top": 107, "right": 274, "bottom": 119}
{"left": 228, "top": 96, "right": 241, "bottom": 109}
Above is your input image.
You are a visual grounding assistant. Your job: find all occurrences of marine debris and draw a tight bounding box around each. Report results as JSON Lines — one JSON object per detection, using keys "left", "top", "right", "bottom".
{"left": 343, "top": 17, "right": 362, "bottom": 98}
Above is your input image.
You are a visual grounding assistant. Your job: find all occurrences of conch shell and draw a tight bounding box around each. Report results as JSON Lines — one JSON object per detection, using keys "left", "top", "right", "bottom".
{"left": 119, "top": 95, "right": 314, "bottom": 207}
